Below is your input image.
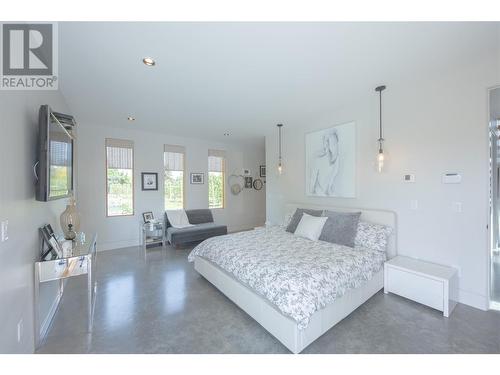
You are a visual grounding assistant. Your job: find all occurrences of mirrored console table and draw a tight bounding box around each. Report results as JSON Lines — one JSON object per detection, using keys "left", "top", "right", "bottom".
{"left": 34, "top": 232, "right": 97, "bottom": 348}
{"left": 140, "top": 220, "right": 165, "bottom": 250}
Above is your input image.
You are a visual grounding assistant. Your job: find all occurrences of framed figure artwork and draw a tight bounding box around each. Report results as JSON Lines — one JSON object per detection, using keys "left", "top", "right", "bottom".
{"left": 305, "top": 122, "right": 356, "bottom": 198}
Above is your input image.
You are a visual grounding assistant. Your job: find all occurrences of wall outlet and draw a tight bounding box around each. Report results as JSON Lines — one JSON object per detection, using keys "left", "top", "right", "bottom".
{"left": 1, "top": 220, "right": 8, "bottom": 242}
{"left": 17, "top": 318, "right": 23, "bottom": 343}
{"left": 410, "top": 200, "right": 418, "bottom": 210}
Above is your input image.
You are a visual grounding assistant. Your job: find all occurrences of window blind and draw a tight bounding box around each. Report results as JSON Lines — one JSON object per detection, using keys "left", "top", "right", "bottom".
{"left": 164, "top": 144, "right": 186, "bottom": 154}
{"left": 208, "top": 150, "right": 226, "bottom": 172}
{"left": 106, "top": 139, "right": 133, "bottom": 169}
{"left": 208, "top": 149, "right": 226, "bottom": 158}
{"left": 164, "top": 145, "right": 185, "bottom": 171}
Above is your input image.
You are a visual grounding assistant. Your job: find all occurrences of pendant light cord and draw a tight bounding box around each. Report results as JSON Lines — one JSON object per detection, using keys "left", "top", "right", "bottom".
{"left": 375, "top": 85, "right": 386, "bottom": 151}
{"left": 379, "top": 90, "right": 383, "bottom": 143}
{"left": 278, "top": 124, "right": 283, "bottom": 160}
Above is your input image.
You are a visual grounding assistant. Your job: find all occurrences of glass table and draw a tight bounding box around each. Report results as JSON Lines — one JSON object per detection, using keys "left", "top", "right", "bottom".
{"left": 34, "top": 232, "right": 97, "bottom": 348}
{"left": 140, "top": 220, "right": 165, "bottom": 251}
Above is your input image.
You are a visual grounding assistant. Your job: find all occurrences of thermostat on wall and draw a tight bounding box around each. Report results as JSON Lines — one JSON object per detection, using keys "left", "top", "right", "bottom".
{"left": 403, "top": 174, "right": 415, "bottom": 183}
{"left": 442, "top": 173, "right": 461, "bottom": 184}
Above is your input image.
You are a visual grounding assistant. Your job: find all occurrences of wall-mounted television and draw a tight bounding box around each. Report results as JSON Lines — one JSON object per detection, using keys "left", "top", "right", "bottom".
{"left": 35, "top": 105, "right": 76, "bottom": 202}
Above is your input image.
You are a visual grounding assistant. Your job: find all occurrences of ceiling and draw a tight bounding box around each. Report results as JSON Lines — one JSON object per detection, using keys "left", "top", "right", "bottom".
{"left": 58, "top": 22, "right": 499, "bottom": 144}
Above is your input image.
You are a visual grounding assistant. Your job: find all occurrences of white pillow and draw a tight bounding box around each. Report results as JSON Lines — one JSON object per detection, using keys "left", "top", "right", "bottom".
{"left": 293, "top": 213, "right": 328, "bottom": 241}
{"left": 166, "top": 210, "right": 194, "bottom": 229}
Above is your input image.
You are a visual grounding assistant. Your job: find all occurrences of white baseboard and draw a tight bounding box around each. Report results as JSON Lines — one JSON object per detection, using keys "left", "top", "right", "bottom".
{"left": 98, "top": 238, "right": 141, "bottom": 251}
{"left": 97, "top": 222, "right": 265, "bottom": 251}
{"left": 458, "top": 289, "right": 489, "bottom": 311}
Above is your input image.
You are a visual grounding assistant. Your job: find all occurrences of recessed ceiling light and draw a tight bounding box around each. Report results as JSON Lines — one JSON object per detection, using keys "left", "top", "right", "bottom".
{"left": 127, "top": 116, "right": 136, "bottom": 121}
{"left": 142, "top": 57, "right": 156, "bottom": 66}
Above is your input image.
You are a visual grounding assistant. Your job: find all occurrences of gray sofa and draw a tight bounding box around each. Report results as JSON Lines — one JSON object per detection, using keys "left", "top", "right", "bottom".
{"left": 165, "top": 209, "right": 227, "bottom": 247}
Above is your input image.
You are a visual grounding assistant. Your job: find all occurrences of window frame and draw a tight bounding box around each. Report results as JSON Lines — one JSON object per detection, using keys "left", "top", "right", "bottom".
{"left": 208, "top": 151, "right": 226, "bottom": 209}
{"left": 105, "top": 138, "right": 135, "bottom": 217}
{"left": 164, "top": 145, "right": 186, "bottom": 210}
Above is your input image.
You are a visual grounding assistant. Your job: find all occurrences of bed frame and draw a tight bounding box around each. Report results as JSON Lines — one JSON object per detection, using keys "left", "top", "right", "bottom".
{"left": 193, "top": 203, "right": 397, "bottom": 353}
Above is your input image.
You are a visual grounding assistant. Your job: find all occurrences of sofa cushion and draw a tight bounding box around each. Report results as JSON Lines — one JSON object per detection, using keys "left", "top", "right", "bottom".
{"left": 167, "top": 222, "right": 227, "bottom": 245}
{"left": 186, "top": 209, "right": 214, "bottom": 224}
{"left": 165, "top": 209, "right": 194, "bottom": 228}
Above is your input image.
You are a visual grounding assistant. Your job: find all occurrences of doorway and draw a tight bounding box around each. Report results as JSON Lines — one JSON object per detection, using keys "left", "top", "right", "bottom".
{"left": 489, "top": 87, "right": 500, "bottom": 309}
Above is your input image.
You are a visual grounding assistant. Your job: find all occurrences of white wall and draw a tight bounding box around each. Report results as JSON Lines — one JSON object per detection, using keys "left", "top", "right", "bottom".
{"left": 266, "top": 57, "right": 499, "bottom": 311}
{"left": 0, "top": 91, "right": 70, "bottom": 353}
{"left": 490, "top": 87, "right": 500, "bottom": 121}
{"left": 77, "top": 125, "right": 266, "bottom": 251}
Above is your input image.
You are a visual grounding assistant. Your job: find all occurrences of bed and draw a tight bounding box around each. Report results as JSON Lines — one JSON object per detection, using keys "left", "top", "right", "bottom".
{"left": 188, "top": 203, "right": 397, "bottom": 353}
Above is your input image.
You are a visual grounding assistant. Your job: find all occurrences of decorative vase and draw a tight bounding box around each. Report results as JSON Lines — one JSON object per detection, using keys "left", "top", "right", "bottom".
{"left": 60, "top": 197, "right": 81, "bottom": 238}
{"left": 65, "top": 224, "right": 77, "bottom": 241}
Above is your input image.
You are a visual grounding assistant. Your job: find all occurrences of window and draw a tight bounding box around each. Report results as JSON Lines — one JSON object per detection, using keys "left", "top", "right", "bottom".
{"left": 208, "top": 150, "right": 225, "bottom": 209}
{"left": 106, "top": 139, "right": 134, "bottom": 216}
{"left": 164, "top": 145, "right": 185, "bottom": 210}
{"left": 49, "top": 135, "right": 72, "bottom": 198}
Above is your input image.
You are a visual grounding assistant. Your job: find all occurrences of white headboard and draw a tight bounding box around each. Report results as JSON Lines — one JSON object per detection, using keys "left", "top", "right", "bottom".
{"left": 284, "top": 202, "right": 398, "bottom": 259}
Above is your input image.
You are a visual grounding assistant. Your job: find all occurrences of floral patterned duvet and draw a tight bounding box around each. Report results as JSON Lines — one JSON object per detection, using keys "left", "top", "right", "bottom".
{"left": 188, "top": 226, "right": 386, "bottom": 330}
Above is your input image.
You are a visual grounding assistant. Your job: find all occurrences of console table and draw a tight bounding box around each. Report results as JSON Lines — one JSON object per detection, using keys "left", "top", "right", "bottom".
{"left": 34, "top": 233, "right": 97, "bottom": 347}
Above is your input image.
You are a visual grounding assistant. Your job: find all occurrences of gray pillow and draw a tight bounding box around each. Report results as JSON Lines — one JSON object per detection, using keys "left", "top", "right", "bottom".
{"left": 319, "top": 210, "right": 361, "bottom": 247}
{"left": 186, "top": 209, "right": 213, "bottom": 224}
{"left": 286, "top": 208, "right": 323, "bottom": 233}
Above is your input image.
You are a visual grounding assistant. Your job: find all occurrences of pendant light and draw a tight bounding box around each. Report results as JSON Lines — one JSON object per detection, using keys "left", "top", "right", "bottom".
{"left": 277, "top": 124, "right": 284, "bottom": 175}
{"left": 375, "top": 85, "right": 387, "bottom": 173}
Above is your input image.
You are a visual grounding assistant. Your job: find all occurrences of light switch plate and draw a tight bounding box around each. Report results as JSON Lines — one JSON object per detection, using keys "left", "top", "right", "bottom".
{"left": 1, "top": 220, "right": 8, "bottom": 242}
{"left": 452, "top": 202, "right": 462, "bottom": 213}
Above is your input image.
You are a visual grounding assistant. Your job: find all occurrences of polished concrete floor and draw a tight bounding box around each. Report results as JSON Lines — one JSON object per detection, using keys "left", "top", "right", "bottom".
{"left": 37, "top": 245, "right": 500, "bottom": 354}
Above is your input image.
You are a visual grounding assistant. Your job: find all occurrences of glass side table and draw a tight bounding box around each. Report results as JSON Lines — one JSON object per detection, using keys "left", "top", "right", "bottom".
{"left": 140, "top": 220, "right": 166, "bottom": 252}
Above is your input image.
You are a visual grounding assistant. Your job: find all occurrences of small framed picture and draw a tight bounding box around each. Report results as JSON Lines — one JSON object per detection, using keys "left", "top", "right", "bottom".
{"left": 259, "top": 165, "right": 266, "bottom": 178}
{"left": 143, "top": 211, "right": 154, "bottom": 223}
{"left": 243, "top": 169, "right": 251, "bottom": 176}
{"left": 141, "top": 173, "right": 158, "bottom": 191}
{"left": 190, "top": 173, "right": 204, "bottom": 184}
{"left": 244, "top": 176, "right": 253, "bottom": 189}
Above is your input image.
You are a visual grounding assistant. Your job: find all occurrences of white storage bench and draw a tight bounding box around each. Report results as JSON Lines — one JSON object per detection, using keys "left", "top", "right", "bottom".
{"left": 384, "top": 256, "right": 459, "bottom": 317}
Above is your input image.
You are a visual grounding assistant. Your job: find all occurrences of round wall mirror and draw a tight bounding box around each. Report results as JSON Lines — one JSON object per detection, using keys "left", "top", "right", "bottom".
{"left": 253, "top": 178, "right": 263, "bottom": 190}
{"left": 228, "top": 174, "right": 245, "bottom": 195}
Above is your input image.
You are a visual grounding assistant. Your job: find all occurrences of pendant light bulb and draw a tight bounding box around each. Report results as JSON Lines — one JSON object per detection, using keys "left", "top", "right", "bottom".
{"left": 377, "top": 149, "right": 385, "bottom": 173}
{"left": 277, "top": 124, "right": 284, "bottom": 175}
